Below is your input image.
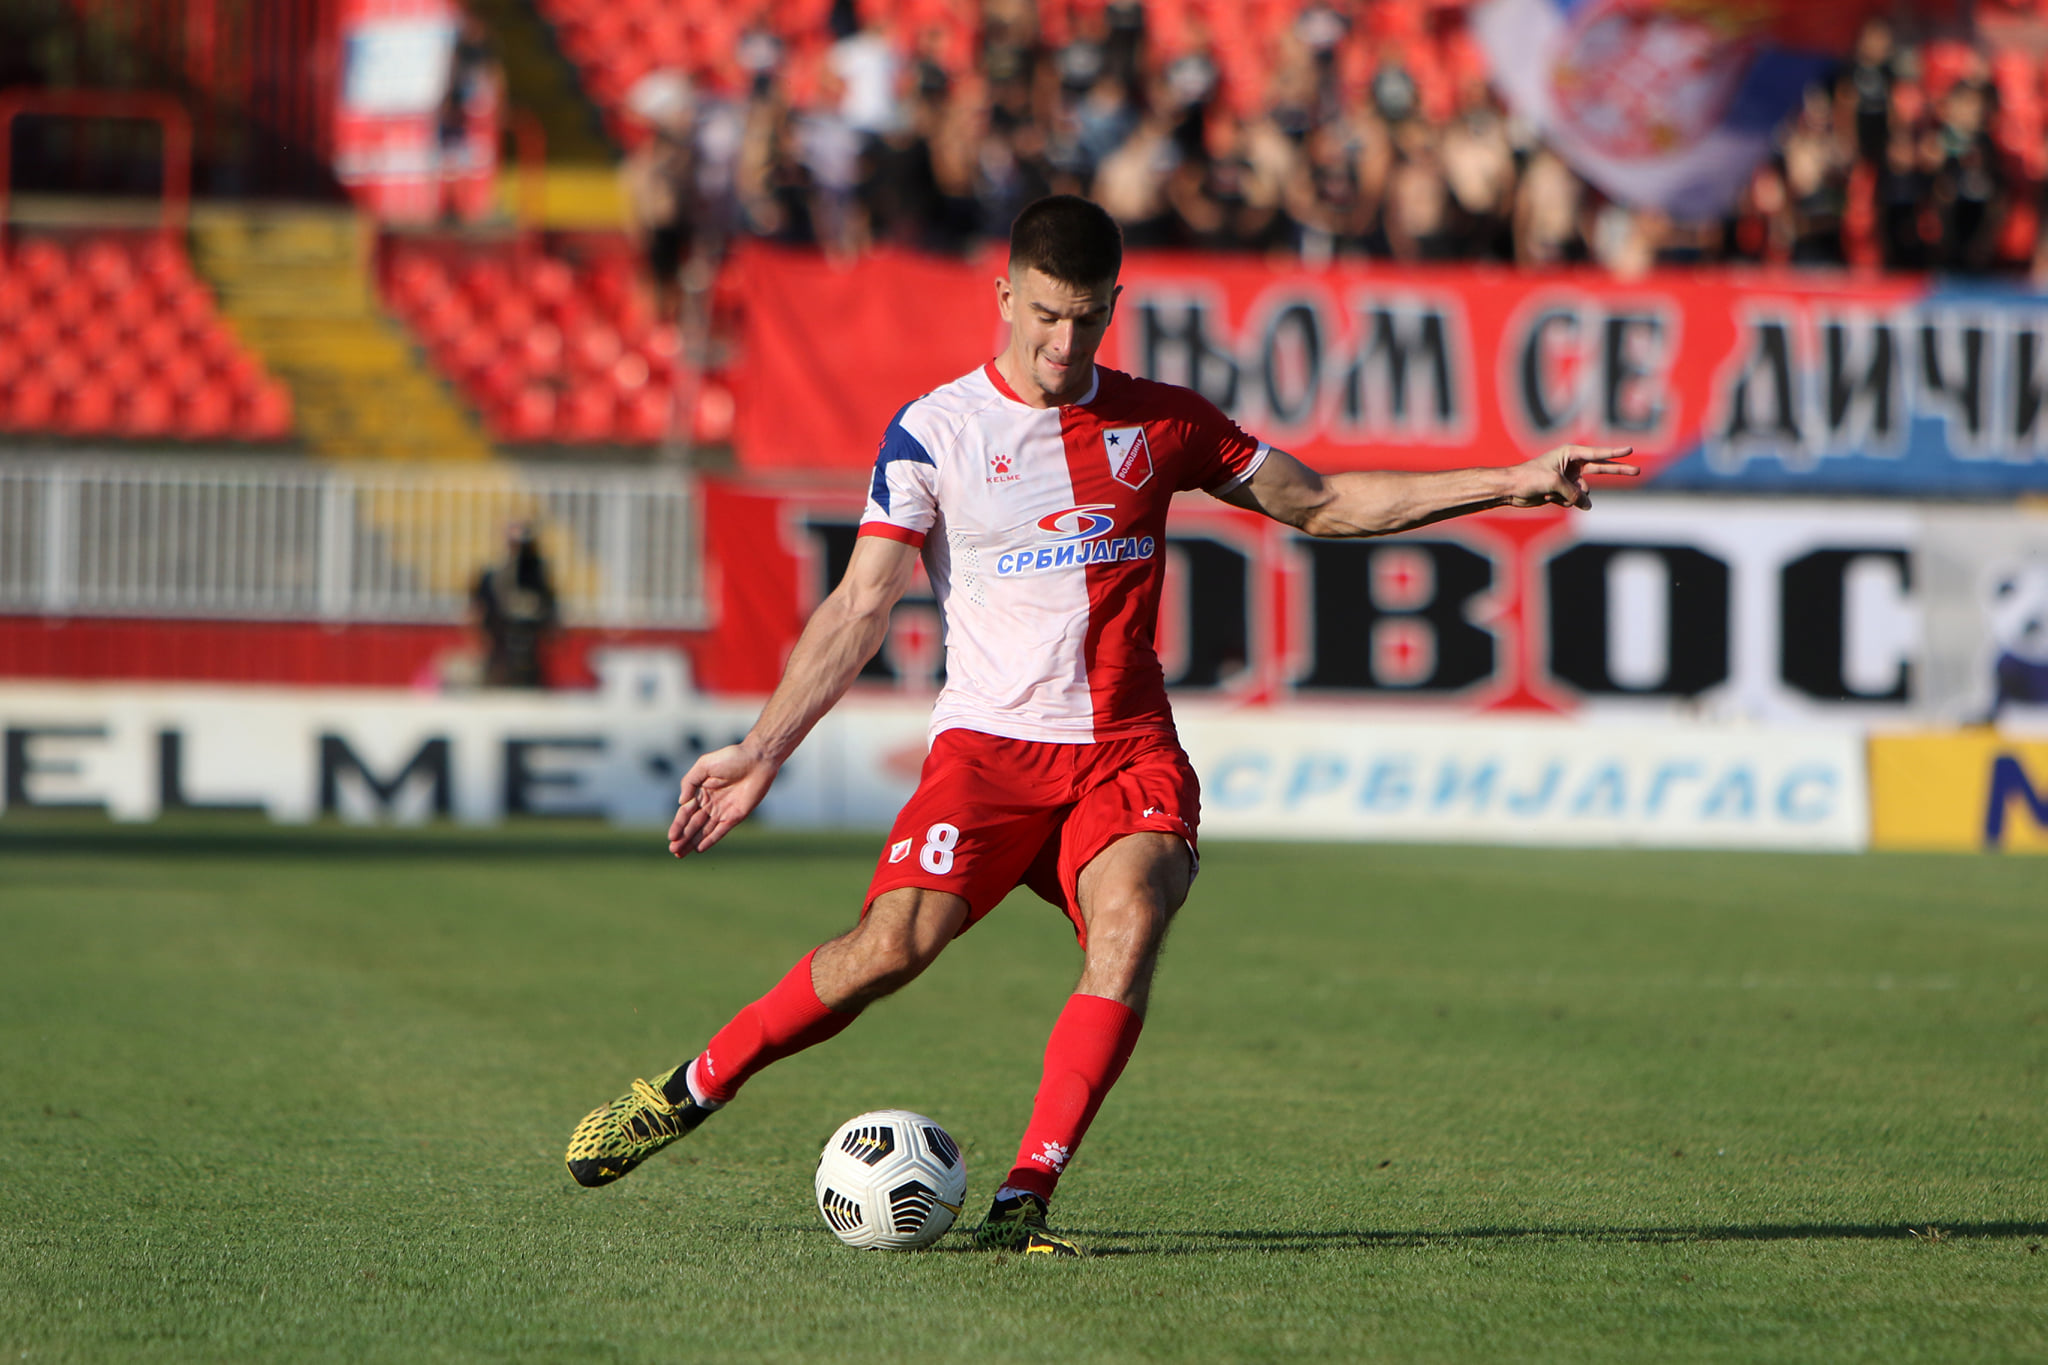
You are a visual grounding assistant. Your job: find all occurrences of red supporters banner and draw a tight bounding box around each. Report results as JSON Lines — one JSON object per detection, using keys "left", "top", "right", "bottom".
{"left": 731, "top": 246, "right": 1003, "bottom": 472}
{"left": 730, "top": 247, "right": 2048, "bottom": 496}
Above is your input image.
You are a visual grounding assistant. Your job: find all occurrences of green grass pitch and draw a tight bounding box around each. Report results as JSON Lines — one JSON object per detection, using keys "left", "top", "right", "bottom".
{"left": 1, "top": 817, "right": 2043, "bottom": 1363}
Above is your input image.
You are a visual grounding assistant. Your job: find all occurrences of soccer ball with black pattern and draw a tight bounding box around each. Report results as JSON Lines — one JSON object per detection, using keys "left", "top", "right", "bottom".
{"left": 814, "top": 1110, "right": 968, "bottom": 1250}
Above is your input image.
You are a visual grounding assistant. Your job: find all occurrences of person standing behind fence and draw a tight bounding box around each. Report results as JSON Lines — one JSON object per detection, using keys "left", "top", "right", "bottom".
{"left": 472, "top": 523, "right": 558, "bottom": 689}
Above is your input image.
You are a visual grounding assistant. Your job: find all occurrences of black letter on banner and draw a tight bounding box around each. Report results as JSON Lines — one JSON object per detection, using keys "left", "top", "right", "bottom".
{"left": 318, "top": 734, "right": 452, "bottom": 816}
{"left": 1720, "top": 320, "right": 1801, "bottom": 447}
{"left": 1601, "top": 313, "right": 1666, "bottom": 434}
{"left": 1295, "top": 540, "right": 1494, "bottom": 692}
{"left": 1918, "top": 316, "right": 1989, "bottom": 444}
{"left": 1342, "top": 306, "right": 1456, "bottom": 430}
{"left": 804, "top": 518, "right": 944, "bottom": 685}
{"left": 159, "top": 730, "right": 263, "bottom": 813}
{"left": 1518, "top": 307, "right": 1578, "bottom": 435}
{"left": 1779, "top": 548, "right": 1912, "bottom": 702}
{"left": 1259, "top": 302, "right": 1323, "bottom": 427}
{"left": 1547, "top": 544, "right": 1730, "bottom": 696}
{"left": 3, "top": 725, "right": 107, "bottom": 810}
{"left": 1137, "top": 299, "right": 1240, "bottom": 411}
{"left": 1162, "top": 537, "right": 1250, "bottom": 689}
{"left": 503, "top": 738, "right": 604, "bottom": 817}
{"left": 2010, "top": 322, "right": 2048, "bottom": 452}
{"left": 1823, "top": 317, "right": 1898, "bottom": 448}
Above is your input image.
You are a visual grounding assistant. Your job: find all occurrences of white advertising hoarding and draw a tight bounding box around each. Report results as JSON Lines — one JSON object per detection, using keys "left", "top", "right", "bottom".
{"left": 0, "top": 670, "right": 1864, "bottom": 852}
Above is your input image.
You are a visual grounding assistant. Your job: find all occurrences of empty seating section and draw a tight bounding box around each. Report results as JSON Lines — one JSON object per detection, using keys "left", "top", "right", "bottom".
{"left": 0, "top": 232, "right": 292, "bottom": 442}
{"left": 536, "top": 0, "right": 1480, "bottom": 143}
{"left": 380, "top": 237, "right": 728, "bottom": 447}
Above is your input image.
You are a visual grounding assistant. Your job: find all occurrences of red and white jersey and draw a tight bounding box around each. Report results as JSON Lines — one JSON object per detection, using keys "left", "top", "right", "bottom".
{"left": 858, "top": 362, "right": 1267, "bottom": 744}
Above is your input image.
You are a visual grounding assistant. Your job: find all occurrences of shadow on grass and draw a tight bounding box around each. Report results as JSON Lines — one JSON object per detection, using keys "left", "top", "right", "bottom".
{"left": 1064, "top": 1221, "right": 2048, "bottom": 1257}
{"left": 0, "top": 820, "right": 877, "bottom": 864}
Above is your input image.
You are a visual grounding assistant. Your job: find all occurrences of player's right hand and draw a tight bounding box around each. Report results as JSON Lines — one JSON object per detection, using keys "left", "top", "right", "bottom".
{"left": 669, "top": 743, "right": 777, "bottom": 858}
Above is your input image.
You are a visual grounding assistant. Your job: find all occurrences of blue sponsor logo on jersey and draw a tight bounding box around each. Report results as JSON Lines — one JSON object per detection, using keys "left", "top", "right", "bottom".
{"left": 997, "top": 534, "right": 1156, "bottom": 577}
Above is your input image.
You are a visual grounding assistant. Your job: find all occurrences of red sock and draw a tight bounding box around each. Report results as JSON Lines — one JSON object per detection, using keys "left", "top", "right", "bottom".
{"left": 692, "top": 950, "right": 855, "bottom": 1104}
{"left": 1002, "top": 993, "right": 1144, "bottom": 1202}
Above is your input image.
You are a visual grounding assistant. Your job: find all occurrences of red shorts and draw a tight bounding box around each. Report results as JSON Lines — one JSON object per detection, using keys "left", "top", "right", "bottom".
{"left": 863, "top": 727, "right": 1202, "bottom": 947}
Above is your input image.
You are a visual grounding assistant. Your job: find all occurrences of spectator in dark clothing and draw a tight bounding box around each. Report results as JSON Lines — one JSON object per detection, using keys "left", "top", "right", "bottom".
{"left": 473, "top": 523, "right": 558, "bottom": 689}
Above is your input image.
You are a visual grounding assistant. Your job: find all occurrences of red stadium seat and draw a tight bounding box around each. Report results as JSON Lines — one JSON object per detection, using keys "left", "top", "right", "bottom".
{"left": 572, "top": 321, "right": 624, "bottom": 375}
{"left": 42, "top": 344, "right": 87, "bottom": 392}
{"left": 157, "top": 350, "right": 209, "bottom": 396}
{"left": 526, "top": 256, "right": 576, "bottom": 311}
{"left": 134, "top": 237, "right": 185, "bottom": 287}
{"left": 109, "top": 284, "right": 159, "bottom": 333}
{"left": 0, "top": 272, "right": 30, "bottom": 322}
{"left": 500, "top": 385, "right": 557, "bottom": 442}
{"left": 72, "top": 315, "right": 121, "bottom": 360}
{"left": 171, "top": 284, "right": 217, "bottom": 331}
{"left": 120, "top": 381, "right": 177, "bottom": 438}
{"left": 50, "top": 277, "right": 96, "bottom": 330}
{"left": 14, "top": 238, "right": 68, "bottom": 292}
{"left": 620, "top": 385, "right": 672, "bottom": 443}
{"left": 557, "top": 385, "right": 617, "bottom": 442}
{"left": 519, "top": 321, "right": 567, "bottom": 374}
{"left": 241, "top": 383, "right": 293, "bottom": 440}
{"left": 181, "top": 381, "right": 235, "bottom": 439}
{"left": 63, "top": 378, "right": 118, "bottom": 434}
{"left": 610, "top": 350, "right": 651, "bottom": 394}
{"left": 97, "top": 344, "right": 147, "bottom": 392}
{"left": 12, "top": 307, "right": 59, "bottom": 357}
{"left": 479, "top": 348, "right": 533, "bottom": 402}
{"left": 5, "top": 375, "right": 57, "bottom": 430}
{"left": 78, "top": 238, "right": 135, "bottom": 294}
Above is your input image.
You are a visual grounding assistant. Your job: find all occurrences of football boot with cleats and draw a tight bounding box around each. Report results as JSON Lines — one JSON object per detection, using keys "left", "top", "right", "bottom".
{"left": 564, "top": 1065, "right": 715, "bottom": 1188}
{"left": 970, "top": 1190, "right": 1084, "bottom": 1257}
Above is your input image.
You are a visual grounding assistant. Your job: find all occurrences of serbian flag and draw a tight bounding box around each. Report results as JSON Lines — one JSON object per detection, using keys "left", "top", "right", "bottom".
{"left": 1474, "top": 0, "right": 1888, "bottom": 219}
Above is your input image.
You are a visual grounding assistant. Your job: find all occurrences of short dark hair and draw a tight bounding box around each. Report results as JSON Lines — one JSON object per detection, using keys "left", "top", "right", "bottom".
{"left": 1009, "top": 195, "right": 1122, "bottom": 286}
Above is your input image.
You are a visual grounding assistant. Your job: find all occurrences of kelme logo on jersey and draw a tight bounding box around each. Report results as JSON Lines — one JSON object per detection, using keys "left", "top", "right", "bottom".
{"left": 1103, "top": 426, "right": 1153, "bottom": 490}
{"left": 997, "top": 505, "right": 1155, "bottom": 577}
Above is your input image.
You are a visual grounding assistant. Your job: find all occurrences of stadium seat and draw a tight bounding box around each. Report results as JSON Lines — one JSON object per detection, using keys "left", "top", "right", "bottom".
{"left": 182, "top": 382, "right": 235, "bottom": 440}
{"left": 42, "top": 345, "right": 87, "bottom": 393}
{"left": 120, "top": 381, "right": 178, "bottom": 439}
{"left": 6, "top": 376, "right": 57, "bottom": 430}
{"left": 502, "top": 385, "right": 558, "bottom": 442}
{"left": 64, "top": 379, "right": 118, "bottom": 434}
{"left": 557, "top": 386, "right": 618, "bottom": 442}
{"left": 242, "top": 383, "right": 293, "bottom": 440}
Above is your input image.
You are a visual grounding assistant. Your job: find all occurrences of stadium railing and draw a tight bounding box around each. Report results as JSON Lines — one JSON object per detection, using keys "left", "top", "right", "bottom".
{"left": 0, "top": 455, "right": 704, "bottom": 628}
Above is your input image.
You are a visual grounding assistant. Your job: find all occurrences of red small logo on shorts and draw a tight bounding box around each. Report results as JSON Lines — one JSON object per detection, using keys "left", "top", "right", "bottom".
{"left": 888, "top": 838, "right": 912, "bottom": 864}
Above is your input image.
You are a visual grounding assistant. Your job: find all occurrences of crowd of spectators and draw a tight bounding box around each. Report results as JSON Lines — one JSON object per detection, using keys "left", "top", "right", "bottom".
{"left": 616, "top": 0, "right": 2048, "bottom": 281}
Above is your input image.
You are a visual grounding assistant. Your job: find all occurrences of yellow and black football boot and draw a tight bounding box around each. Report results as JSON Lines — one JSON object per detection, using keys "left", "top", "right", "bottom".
{"left": 564, "top": 1065, "right": 716, "bottom": 1188}
{"left": 970, "top": 1191, "right": 1084, "bottom": 1257}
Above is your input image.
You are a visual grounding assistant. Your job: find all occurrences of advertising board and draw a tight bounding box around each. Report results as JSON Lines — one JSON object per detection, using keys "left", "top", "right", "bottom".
{"left": 1868, "top": 732, "right": 2048, "bottom": 853}
{"left": 0, "top": 668, "right": 1865, "bottom": 852}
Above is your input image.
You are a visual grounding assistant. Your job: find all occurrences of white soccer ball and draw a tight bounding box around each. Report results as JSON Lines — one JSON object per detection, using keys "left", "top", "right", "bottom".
{"left": 814, "top": 1109, "right": 968, "bottom": 1250}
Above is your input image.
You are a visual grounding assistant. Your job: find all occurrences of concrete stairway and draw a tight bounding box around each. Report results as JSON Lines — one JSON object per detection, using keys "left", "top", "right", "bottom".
{"left": 188, "top": 205, "right": 495, "bottom": 463}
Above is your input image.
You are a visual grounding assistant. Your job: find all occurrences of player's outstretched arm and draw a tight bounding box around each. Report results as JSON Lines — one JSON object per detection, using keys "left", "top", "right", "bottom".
{"left": 668, "top": 534, "right": 921, "bottom": 858}
{"left": 1218, "top": 444, "right": 1640, "bottom": 537}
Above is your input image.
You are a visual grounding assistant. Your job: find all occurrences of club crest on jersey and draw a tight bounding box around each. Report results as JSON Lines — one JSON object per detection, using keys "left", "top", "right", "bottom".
{"left": 1102, "top": 426, "right": 1153, "bottom": 490}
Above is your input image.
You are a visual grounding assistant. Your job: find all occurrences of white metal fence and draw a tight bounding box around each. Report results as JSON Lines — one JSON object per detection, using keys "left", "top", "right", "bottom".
{"left": 0, "top": 455, "right": 704, "bottom": 626}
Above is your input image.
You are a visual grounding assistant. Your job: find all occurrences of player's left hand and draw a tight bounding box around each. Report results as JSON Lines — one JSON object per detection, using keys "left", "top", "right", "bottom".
{"left": 1503, "top": 445, "right": 1640, "bottom": 510}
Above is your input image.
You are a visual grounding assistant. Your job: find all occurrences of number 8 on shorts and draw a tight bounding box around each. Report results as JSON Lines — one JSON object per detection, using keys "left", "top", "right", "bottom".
{"left": 919, "top": 823, "right": 960, "bottom": 875}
